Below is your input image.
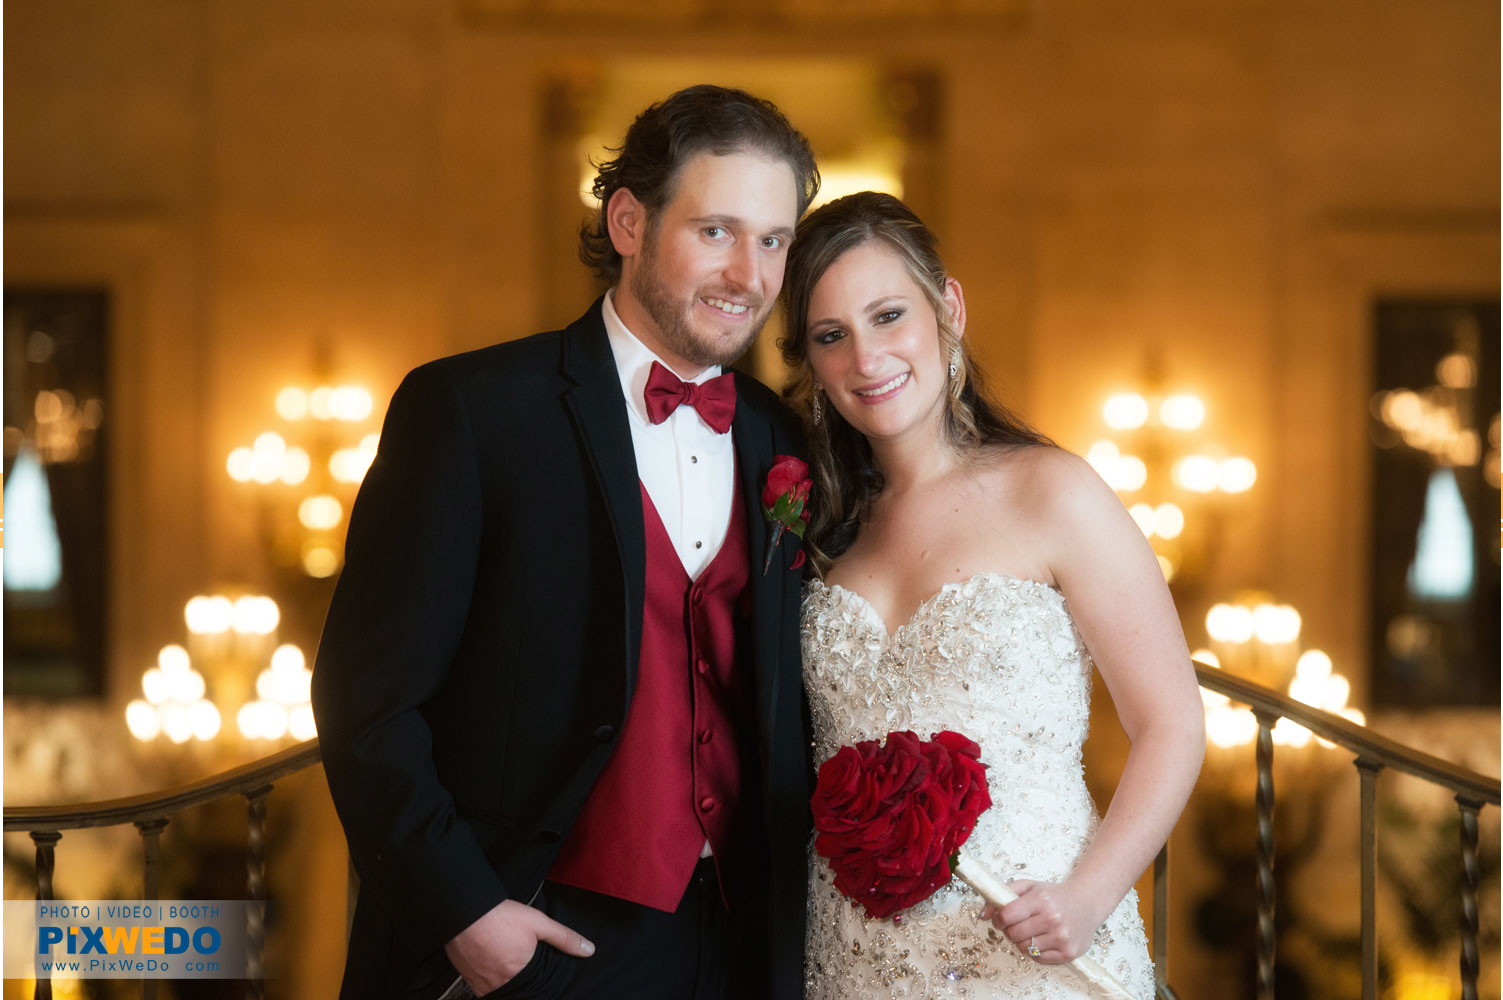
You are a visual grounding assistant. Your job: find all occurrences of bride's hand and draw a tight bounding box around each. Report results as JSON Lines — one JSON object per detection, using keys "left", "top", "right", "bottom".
{"left": 981, "top": 878, "right": 1112, "bottom": 964}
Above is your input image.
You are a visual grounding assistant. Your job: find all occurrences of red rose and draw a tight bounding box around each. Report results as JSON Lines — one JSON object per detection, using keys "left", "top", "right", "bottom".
{"left": 761, "top": 454, "right": 811, "bottom": 523}
{"left": 810, "top": 730, "right": 991, "bottom": 919}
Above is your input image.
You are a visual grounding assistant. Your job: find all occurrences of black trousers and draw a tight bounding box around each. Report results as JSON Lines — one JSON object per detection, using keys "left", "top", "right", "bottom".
{"left": 467, "top": 858, "right": 770, "bottom": 1000}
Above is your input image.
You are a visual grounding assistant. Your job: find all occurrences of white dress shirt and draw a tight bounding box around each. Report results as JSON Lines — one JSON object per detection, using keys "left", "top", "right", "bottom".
{"left": 602, "top": 290, "right": 736, "bottom": 581}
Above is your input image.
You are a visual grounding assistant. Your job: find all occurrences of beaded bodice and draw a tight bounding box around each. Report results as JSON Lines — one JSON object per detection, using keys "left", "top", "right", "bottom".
{"left": 801, "top": 572, "right": 1154, "bottom": 1000}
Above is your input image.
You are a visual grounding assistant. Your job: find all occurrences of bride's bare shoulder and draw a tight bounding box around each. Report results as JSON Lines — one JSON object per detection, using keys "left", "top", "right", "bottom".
{"left": 977, "top": 443, "right": 1121, "bottom": 524}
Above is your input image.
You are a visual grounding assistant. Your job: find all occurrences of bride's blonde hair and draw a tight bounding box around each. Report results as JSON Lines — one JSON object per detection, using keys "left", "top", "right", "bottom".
{"left": 779, "top": 192, "right": 1051, "bottom": 574}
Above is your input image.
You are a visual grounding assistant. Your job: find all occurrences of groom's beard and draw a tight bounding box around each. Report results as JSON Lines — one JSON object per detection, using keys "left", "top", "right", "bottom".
{"left": 630, "top": 234, "right": 769, "bottom": 370}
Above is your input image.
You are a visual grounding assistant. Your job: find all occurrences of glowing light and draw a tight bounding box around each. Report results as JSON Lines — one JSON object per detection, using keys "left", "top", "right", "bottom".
{"left": 1436, "top": 352, "right": 1478, "bottom": 389}
{"left": 1295, "top": 649, "right": 1333, "bottom": 682}
{"left": 298, "top": 495, "right": 343, "bottom": 531}
{"left": 302, "top": 545, "right": 340, "bottom": 578}
{"left": 1206, "top": 706, "right": 1258, "bottom": 748}
{"left": 1200, "top": 688, "right": 1230, "bottom": 709}
{"left": 289, "top": 704, "right": 318, "bottom": 741}
{"left": 1155, "top": 555, "right": 1176, "bottom": 582}
{"left": 238, "top": 701, "right": 289, "bottom": 740}
{"left": 1160, "top": 394, "right": 1205, "bottom": 431}
{"left": 251, "top": 432, "right": 286, "bottom": 483}
{"left": 1206, "top": 603, "right": 1254, "bottom": 643}
{"left": 1444, "top": 431, "right": 1480, "bottom": 466}
{"left": 308, "top": 386, "right": 334, "bottom": 420}
{"left": 232, "top": 595, "right": 280, "bottom": 635}
{"left": 806, "top": 165, "right": 905, "bottom": 209}
{"left": 34, "top": 390, "right": 63, "bottom": 423}
{"left": 1382, "top": 390, "right": 1422, "bottom": 431}
{"left": 170, "top": 669, "right": 206, "bottom": 703}
{"left": 1153, "top": 503, "right": 1185, "bottom": 539}
{"left": 329, "top": 448, "right": 371, "bottom": 483}
{"left": 330, "top": 386, "right": 373, "bottom": 421}
{"left": 1191, "top": 648, "right": 1220, "bottom": 668}
{"left": 275, "top": 387, "right": 309, "bottom": 421}
{"left": 126, "top": 700, "right": 160, "bottom": 741}
{"left": 158, "top": 645, "right": 191, "bottom": 673}
{"left": 185, "top": 595, "right": 234, "bottom": 635}
{"left": 227, "top": 448, "right": 256, "bottom": 482}
{"left": 1085, "top": 441, "right": 1120, "bottom": 479}
{"left": 1103, "top": 393, "right": 1150, "bottom": 430}
{"left": 1128, "top": 503, "right": 1156, "bottom": 537}
{"left": 279, "top": 447, "right": 311, "bottom": 486}
{"left": 1218, "top": 457, "right": 1257, "bottom": 493}
{"left": 189, "top": 701, "right": 222, "bottom": 741}
{"left": 142, "top": 668, "right": 172, "bottom": 705}
{"left": 1114, "top": 455, "right": 1147, "bottom": 492}
{"left": 271, "top": 645, "right": 306, "bottom": 673}
{"left": 162, "top": 705, "right": 193, "bottom": 744}
{"left": 1272, "top": 718, "right": 1312, "bottom": 748}
{"left": 1323, "top": 674, "right": 1351, "bottom": 710}
{"left": 1174, "top": 455, "right": 1219, "bottom": 493}
{"left": 1252, "top": 603, "right": 1301, "bottom": 644}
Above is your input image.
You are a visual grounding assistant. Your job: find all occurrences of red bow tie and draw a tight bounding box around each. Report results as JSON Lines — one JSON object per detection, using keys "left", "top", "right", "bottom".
{"left": 643, "top": 361, "right": 737, "bottom": 434}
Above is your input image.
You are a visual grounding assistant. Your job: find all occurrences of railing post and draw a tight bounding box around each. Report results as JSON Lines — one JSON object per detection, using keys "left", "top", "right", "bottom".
{"left": 1457, "top": 794, "right": 1483, "bottom": 1000}
{"left": 245, "top": 785, "right": 272, "bottom": 1000}
{"left": 1355, "top": 757, "right": 1383, "bottom": 1000}
{"left": 134, "top": 818, "right": 168, "bottom": 1000}
{"left": 30, "top": 831, "right": 61, "bottom": 1000}
{"left": 1253, "top": 712, "right": 1277, "bottom": 1000}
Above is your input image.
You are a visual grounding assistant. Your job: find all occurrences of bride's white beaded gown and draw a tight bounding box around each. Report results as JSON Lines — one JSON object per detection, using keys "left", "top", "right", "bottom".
{"left": 802, "top": 572, "right": 1156, "bottom": 1000}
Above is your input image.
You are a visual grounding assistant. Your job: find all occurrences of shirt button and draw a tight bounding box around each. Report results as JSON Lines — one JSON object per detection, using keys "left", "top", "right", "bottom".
{"left": 690, "top": 455, "right": 698, "bottom": 464}
{"left": 698, "top": 729, "right": 713, "bottom": 745}
{"left": 694, "top": 540, "right": 703, "bottom": 549}
{"left": 699, "top": 797, "right": 716, "bottom": 812}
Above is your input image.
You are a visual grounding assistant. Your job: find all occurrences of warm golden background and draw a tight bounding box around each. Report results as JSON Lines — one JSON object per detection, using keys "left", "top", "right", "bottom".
{"left": 4, "top": 1, "right": 1498, "bottom": 997}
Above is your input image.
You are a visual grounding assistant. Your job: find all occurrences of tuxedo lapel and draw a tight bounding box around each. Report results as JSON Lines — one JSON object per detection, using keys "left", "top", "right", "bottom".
{"left": 732, "top": 386, "right": 784, "bottom": 732}
{"left": 561, "top": 300, "right": 647, "bottom": 699}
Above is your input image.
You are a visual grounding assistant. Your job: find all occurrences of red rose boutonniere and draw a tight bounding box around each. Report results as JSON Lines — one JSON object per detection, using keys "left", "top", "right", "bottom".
{"left": 761, "top": 455, "right": 811, "bottom": 574}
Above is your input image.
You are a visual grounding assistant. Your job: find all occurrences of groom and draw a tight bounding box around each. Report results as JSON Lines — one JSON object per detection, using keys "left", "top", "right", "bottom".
{"left": 311, "top": 85, "right": 818, "bottom": 999}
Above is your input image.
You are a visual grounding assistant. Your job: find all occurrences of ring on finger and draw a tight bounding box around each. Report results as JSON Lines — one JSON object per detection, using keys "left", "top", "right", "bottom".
{"left": 1027, "top": 936, "right": 1041, "bottom": 958}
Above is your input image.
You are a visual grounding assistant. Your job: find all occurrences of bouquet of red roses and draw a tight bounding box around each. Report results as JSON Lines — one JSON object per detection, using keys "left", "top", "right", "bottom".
{"left": 810, "top": 730, "right": 1133, "bottom": 998}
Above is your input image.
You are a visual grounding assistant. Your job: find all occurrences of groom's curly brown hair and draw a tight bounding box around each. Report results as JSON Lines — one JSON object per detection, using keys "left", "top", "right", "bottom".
{"left": 578, "top": 84, "right": 820, "bottom": 284}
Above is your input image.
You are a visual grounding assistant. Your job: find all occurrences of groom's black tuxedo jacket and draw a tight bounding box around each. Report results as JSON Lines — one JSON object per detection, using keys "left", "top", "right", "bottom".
{"left": 311, "top": 299, "right": 810, "bottom": 999}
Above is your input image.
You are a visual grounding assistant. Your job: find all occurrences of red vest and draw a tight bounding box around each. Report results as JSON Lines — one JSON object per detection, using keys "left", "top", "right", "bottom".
{"left": 548, "top": 481, "right": 759, "bottom": 912}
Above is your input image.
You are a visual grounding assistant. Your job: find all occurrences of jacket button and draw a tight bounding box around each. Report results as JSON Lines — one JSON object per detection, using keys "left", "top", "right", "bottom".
{"left": 698, "top": 729, "right": 713, "bottom": 745}
{"left": 539, "top": 829, "right": 562, "bottom": 844}
{"left": 697, "top": 658, "right": 710, "bottom": 674}
{"left": 691, "top": 589, "right": 704, "bottom": 607}
{"left": 699, "top": 797, "right": 716, "bottom": 813}
{"left": 593, "top": 724, "right": 616, "bottom": 743}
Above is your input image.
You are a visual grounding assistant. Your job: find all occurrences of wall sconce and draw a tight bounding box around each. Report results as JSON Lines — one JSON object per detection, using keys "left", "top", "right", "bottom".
{"left": 226, "top": 383, "right": 379, "bottom": 578}
{"left": 124, "top": 592, "right": 315, "bottom": 746}
{"left": 1194, "top": 593, "right": 1365, "bottom": 752}
{"left": 1085, "top": 387, "right": 1255, "bottom": 591}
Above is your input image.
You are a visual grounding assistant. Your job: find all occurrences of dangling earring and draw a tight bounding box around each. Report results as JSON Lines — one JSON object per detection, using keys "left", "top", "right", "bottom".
{"left": 811, "top": 384, "right": 823, "bottom": 425}
{"left": 949, "top": 349, "right": 961, "bottom": 382}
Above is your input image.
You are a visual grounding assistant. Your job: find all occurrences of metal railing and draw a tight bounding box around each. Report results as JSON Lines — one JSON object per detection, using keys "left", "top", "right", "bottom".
{"left": 1152, "top": 663, "right": 1501, "bottom": 1000}
{"left": 3, "top": 739, "right": 323, "bottom": 1000}
{"left": 3, "top": 665, "right": 1498, "bottom": 1000}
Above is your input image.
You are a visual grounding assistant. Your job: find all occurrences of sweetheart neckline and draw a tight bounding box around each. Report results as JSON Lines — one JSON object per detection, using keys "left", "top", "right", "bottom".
{"left": 807, "top": 570, "right": 1063, "bottom": 644}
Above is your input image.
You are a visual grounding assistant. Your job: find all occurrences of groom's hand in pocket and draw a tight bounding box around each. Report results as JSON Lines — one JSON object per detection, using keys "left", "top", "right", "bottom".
{"left": 443, "top": 899, "right": 595, "bottom": 994}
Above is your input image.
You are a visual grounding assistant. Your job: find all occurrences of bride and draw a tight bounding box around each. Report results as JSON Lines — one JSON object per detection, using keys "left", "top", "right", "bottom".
{"left": 781, "top": 192, "right": 1204, "bottom": 1000}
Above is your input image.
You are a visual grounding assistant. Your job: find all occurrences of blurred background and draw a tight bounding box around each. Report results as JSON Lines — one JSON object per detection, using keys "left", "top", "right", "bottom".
{"left": 3, "top": 0, "right": 1498, "bottom": 997}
